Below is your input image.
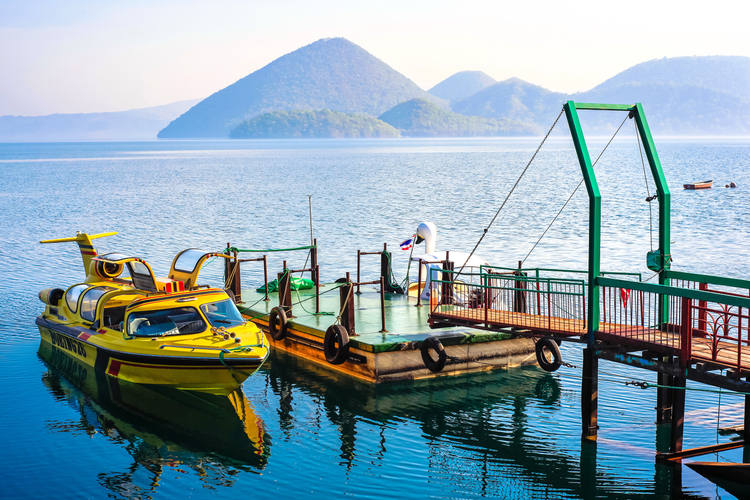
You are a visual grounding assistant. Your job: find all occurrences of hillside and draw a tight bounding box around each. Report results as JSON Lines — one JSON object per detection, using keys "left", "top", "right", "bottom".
{"left": 0, "top": 99, "right": 198, "bottom": 141}
{"left": 589, "top": 56, "right": 750, "bottom": 102}
{"left": 228, "top": 109, "right": 400, "bottom": 138}
{"left": 159, "top": 38, "right": 440, "bottom": 138}
{"left": 453, "top": 78, "right": 565, "bottom": 127}
{"left": 429, "top": 71, "right": 496, "bottom": 103}
{"left": 379, "top": 98, "right": 535, "bottom": 136}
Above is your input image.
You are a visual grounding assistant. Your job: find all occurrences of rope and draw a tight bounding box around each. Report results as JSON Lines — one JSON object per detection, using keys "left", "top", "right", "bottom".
{"left": 452, "top": 109, "right": 564, "bottom": 282}
{"left": 625, "top": 380, "right": 746, "bottom": 396}
{"left": 521, "top": 112, "right": 631, "bottom": 264}
{"left": 635, "top": 120, "right": 655, "bottom": 251}
{"left": 335, "top": 282, "right": 355, "bottom": 325}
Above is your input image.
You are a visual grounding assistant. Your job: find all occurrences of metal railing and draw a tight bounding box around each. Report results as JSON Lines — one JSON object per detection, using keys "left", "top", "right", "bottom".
{"left": 428, "top": 268, "right": 586, "bottom": 336}
{"left": 597, "top": 277, "right": 750, "bottom": 372}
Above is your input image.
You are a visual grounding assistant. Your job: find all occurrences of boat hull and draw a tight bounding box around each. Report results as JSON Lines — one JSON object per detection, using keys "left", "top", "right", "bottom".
{"left": 37, "top": 317, "right": 265, "bottom": 395}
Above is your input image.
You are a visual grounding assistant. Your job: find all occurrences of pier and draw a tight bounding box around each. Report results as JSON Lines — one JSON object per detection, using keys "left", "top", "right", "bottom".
{"left": 223, "top": 101, "right": 748, "bottom": 461}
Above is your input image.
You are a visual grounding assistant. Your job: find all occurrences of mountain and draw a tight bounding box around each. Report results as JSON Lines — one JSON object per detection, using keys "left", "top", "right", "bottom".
{"left": 0, "top": 99, "right": 199, "bottom": 141}
{"left": 379, "top": 98, "right": 535, "bottom": 136}
{"left": 451, "top": 57, "right": 750, "bottom": 135}
{"left": 577, "top": 82, "right": 750, "bottom": 134}
{"left": 588, "top": 56, "right": 750, "bottom": 102}
{"left": 453, "top": 78, "right": 565, "bottom": 127}
{"left": 229, "top": 109, "right": 400, "bottom": 138}
{"left": 159, "top": 38, "right": 440, "bottom": 138}
{"left": 429, "top": 71, "right": 496, "bottom": 103}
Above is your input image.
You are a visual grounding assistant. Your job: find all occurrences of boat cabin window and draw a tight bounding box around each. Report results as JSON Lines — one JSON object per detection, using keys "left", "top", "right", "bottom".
{"left": 65, "top": 284, "right": 88, "bottom": 313}
{"left": 173, "top": 249, "right": 207, "bottom": 273}
{"left": 200, "top": 299, "right": 245, "bottom": 327}
{"left": 127, "top": 261, "right": 157, "bottom": 292}
{"left": 127, "top": 307, "right": 206, "bottom": 337}
{"left": 80, "top": 286, "right": 116, "bottom": 322}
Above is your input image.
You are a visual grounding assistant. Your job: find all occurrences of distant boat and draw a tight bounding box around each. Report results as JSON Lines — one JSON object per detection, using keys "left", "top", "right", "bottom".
{"left": 683, "top": 180, "right": 713, "bottom": 190}
{"left": 686, "top": 461, "right": 750, "bottom": 497}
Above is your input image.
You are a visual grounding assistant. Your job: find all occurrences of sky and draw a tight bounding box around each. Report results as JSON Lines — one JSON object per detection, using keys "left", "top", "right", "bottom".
{"left": 1, "top": 0, "right": 749, "bottom": 115}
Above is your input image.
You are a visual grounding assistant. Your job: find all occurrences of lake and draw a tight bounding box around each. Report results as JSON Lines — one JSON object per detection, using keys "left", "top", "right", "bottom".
{"left": 1, "top": 135, "right": 749, "bottom": 498}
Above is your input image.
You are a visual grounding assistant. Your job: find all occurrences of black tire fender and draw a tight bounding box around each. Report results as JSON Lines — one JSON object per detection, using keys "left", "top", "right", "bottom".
{"left": 269, "top": 306, "right": 288, "bottom": 341}
{"left": 421, "top": 336, "right": 447, "bottom": 372}
{"left": 535, "top": 336, "right": 562, "bottom": 372}
{"left": 324, "top": 324, "right": 350, "bottom": 365}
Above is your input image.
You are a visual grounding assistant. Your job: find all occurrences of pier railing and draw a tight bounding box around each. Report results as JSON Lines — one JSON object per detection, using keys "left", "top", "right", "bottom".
{"left": 428, "top": 266, "right": 750, "bottom": 373}
{"left": 598, "top": 275, "right": 750, "bottom": 372}
{"left": 428, "top": 269, "right": 587, "bottom": 336}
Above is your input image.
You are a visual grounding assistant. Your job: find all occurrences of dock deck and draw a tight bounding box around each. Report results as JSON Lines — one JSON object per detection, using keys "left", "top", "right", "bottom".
{"left": 238, "top": 283, "right": 536, "bottom": 383}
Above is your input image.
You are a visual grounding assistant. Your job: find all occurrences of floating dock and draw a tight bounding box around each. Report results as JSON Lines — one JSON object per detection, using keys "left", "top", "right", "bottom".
{"left": 238, "top": 283, "right": 536, "bottom": 384}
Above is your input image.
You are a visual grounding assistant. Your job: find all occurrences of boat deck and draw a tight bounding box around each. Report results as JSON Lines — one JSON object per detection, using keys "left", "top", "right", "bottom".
{"left": 238, "top": 284, "right": 514, "bottom": 352}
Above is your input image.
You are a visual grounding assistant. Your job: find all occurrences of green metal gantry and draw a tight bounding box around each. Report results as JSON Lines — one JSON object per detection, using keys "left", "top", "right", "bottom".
{"left": 563, "top": 101, "right": 671, "bottom": 343}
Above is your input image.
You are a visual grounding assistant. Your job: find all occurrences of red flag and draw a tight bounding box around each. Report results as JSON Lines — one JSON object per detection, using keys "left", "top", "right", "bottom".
{"left": 620, "top": 288, "right": 631, "bottom": 307}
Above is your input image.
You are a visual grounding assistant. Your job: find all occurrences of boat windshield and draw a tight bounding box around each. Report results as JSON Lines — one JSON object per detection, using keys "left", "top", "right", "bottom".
{"left": 173, "top": 249, "right": 208, "bottom": 273}
{"left": 200, "top": 299, "right": 245, "bottom": 327}
{"left": 127, "top": 307, "right": 206, "bottom": 337}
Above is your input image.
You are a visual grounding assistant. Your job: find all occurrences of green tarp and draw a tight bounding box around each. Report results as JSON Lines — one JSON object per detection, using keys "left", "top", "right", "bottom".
{"left": 257, "top": 276, "right": 314, "bottom": 293}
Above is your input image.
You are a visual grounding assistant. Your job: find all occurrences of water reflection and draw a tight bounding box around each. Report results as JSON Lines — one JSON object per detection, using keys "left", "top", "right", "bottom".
{"left": 262, "top": 351, "right": 696, "bottom": 499}
{"left": 38, "top": 341, "right": 269, "bottom": 497}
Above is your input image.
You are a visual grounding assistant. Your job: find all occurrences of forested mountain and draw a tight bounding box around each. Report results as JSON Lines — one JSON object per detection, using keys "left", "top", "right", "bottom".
{"left": 158, "top": 38, "right": 440, "bottom": 138}
{"left": 429, "top": 71, "right": 496, "bottom": 103}
{"left": 229, "top": 109, "right": 399, "bottom": 138}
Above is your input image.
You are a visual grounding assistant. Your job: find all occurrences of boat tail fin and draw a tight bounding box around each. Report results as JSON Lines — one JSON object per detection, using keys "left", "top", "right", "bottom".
{"left": 40, "top": 231, "right": 117, "bottom": 276}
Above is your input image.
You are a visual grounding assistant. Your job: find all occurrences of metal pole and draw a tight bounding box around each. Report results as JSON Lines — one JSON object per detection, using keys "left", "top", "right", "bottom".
{"left": 380, "top": 276, "right": 387, "bottom": 333}
{"left": 357, "top": 250, "right": 361, "bottom": 294}
{"left": 416, "top": 260, "right": 422, "bottom": 307}
{"left": 315, "top": 264, "right": 320, "bottom": 314}
{"left": 308, "top": 195, "right": 314, "bottom": 247}
{"left": 263, "top": 255, "right": 269, "bottom": 301}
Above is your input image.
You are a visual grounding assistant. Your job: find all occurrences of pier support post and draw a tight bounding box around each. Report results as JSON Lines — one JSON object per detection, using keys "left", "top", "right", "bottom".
{"left": 744, "top": 377, "right": 749, "bottom": 463}
{"left": 669, "top": 375, "right": 686, "bottom": 453}
{"left": 279, "top": 266, "right": 293, "bottom": 318}
{"left": 656, "top": 357, "right": 673, "bottom": 424}
{"left": 339, "top": 273, "right": 356, "bottom": 335}
{"left": 581, "top": 348, "right": 598, "bottom": 440}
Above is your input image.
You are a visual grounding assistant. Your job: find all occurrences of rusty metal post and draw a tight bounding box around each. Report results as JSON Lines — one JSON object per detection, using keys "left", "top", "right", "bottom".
{"left": 416, "top": 260, "right": 422, "bottom": 307}
{"left": 356, "top": 250, "right": 361, "bottom": 294}
{"left": 339, "top": 272, "right": 356, "bottom": 335}
{"left": 656, "top": 357, "right": 674, "bottom": 424}
{"left": 231, "top": 249, "right": 242, "bottom": 302}
{"left": 581, "top": 347, "right": 598, "bottom": 440}
{"left": 224, "top": 242, "right": 231, "bottom": 289}
{"left": 441, "top": 260, "right": 454, "bottom": 305}
{"left": 311, "top": 238, "right": 318, "bottom": 286}
{"left": 279, "top": 265, "right": 292, "bottom": 317}
{"left": 262, "top": 255, "right": 269, "bottom": 301}
{"left": 679, "top": 297, "right": 692, "bottom": 368}
{"left": 670, "top": 375, "right": 686, "bottom": 453}
{"left": 697, "top": 282, "right": 708, "bottom": 334}
{"left": 315, "top": 264, "right": 320, "bottom": 314}
{"left": 379, "top": 276, "right": 387, "bottom": 333}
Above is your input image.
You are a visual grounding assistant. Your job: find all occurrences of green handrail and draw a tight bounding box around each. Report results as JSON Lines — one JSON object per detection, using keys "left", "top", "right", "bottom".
{"left": 597, "top": 277, "right": 750, "bottom": 309}
{"left": 664, "top": 270, "right": 750, "bottom": 291}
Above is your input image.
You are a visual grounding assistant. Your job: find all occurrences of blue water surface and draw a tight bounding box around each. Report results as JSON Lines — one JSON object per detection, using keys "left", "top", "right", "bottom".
{"left": 1, "top": 133, "right": 749, "bottom": 499}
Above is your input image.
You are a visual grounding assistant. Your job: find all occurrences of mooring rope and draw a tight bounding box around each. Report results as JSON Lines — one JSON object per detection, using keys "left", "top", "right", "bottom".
{"left": 521, "top": 112, "right": 631, "bottom": 265}
{"left": 634, "top": 119, "right": 655, "bottom": 251}
{"left": 451, "top": 108, "right": 565, "bottom": 282}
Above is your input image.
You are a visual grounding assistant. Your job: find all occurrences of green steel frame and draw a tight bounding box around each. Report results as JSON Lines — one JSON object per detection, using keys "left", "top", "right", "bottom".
{"left": 563, "top": 102, "right": 671, "bottom": 343}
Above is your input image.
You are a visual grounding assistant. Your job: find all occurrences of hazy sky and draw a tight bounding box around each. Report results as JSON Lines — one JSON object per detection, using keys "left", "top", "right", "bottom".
{"left": 1, "top": 0, "right": 748, "bottom": 115}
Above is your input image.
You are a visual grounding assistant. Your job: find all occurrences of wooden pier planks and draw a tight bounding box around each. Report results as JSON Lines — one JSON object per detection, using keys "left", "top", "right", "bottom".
{"left": 433, "top": 308, "right": 750, "bottom": 372}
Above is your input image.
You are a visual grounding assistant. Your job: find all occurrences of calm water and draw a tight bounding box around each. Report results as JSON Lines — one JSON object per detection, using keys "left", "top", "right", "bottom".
{"left": 1, "top": 131, "right": 749, "bottom": 499}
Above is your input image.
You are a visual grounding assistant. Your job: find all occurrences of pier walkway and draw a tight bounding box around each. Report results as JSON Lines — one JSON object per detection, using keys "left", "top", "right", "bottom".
{"left": 428, "top": 267, "right": 750, "bottom": 376}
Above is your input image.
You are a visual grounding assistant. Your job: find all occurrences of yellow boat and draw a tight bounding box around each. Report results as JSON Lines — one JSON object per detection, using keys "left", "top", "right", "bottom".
{"left": 36, "top": 231, "right": 270, "bottom": 395}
